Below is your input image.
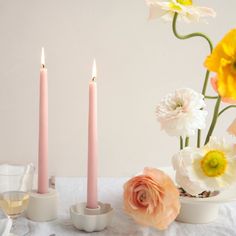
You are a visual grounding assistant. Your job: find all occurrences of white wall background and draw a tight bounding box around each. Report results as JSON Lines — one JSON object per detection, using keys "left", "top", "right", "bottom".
{"left": 0, "top": 0, "right": 236, "bottom": 177}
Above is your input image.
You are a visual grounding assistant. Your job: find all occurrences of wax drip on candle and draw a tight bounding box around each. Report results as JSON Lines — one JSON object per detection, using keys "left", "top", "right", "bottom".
{"left": 92, "top": 59, "right": 97, "bottom": 81}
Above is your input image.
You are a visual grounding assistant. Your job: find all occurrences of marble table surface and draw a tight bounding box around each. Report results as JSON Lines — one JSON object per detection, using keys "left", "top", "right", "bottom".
{"left": 14, "top": 177, "right": 236, "bottom": 236}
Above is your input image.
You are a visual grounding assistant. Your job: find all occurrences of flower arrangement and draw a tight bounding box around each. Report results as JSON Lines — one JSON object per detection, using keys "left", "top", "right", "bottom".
{"left": 123, "top": 0, "right": 236, "bottom": 230}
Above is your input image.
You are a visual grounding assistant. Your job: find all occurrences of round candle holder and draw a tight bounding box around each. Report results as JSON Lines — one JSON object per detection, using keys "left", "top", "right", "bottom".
{"left": 26, "top": 188, "right": 58, "bottom": 222}
{"left": 70, "top": 202, "right": 114, "bottom": 232}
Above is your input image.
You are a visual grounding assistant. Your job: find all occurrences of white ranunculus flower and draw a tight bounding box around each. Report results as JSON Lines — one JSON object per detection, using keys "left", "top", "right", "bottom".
{"left": 156, "top": 88, "right": 207, "bottom": 137}
{"left": 172, "top": 137, "right": 236, "bottom": 195}
{"left": 146, "top": 0, "right": 216, "bottom": 23}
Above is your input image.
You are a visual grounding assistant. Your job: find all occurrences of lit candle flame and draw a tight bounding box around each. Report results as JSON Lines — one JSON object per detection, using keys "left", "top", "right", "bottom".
{"left": 41, "top": 47, "right": 45, "bottom": 67}
{"left": 92, "top": 59, "right": 97, "bottom": 80}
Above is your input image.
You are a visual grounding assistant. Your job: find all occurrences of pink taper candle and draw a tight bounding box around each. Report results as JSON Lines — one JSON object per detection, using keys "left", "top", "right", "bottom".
{"left": 38, "top": 47, "right": 49, "bottom": 194}
{"left": 87, "top": 59, "right": 98, "bottom": 209}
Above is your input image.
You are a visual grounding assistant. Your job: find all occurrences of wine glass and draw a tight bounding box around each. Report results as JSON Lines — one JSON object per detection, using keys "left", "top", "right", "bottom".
{"left": 0, "top": 163, "right": 34, "bottom": 235}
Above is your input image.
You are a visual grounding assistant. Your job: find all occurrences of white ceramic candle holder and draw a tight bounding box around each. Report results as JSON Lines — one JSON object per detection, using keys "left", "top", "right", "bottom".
{"left": 26, "top": 188, "right": 58, "bottom": 222}
{"left": 70, "top": 202, "right": 114, "bottom": 232}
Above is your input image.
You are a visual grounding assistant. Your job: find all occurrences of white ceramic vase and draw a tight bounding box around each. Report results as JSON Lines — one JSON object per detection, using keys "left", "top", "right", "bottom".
{"left": 176, "top": 187, "right": 236, "bottom": 224}
{"left": 176, "top": 195, "right": 219, "bottom": 223}
{"left": 159, "top": 167, "right": 236, "bottom": 224}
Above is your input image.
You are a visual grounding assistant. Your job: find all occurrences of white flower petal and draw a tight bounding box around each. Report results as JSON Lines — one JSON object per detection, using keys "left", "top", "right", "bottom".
{"left": 147, "top": 3, "right": 168, "bottom": 20}
{"left": 172, "top": 137, "right": 236, "bottom": 195}
{"left": 161, "top": 12, "right": 175, "bottom": 22}
{"left": 194, "top": 6, "right": 216, "bottom": 18}
{"left": 175, "top": 172, "right": 205, "bottom": 195}
{"left": 145, "top": 0, "right": 216, "bottom": 23}
{"left": 156, "top": 88, "right": 207, "bottom": 137}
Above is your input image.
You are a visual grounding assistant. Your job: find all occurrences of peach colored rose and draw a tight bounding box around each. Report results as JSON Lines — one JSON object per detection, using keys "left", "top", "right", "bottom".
{"left": 123, "top": 167, "right": 180, "bottom": 230}
{"left": 228, "top": 118, "right": 236, "bottom": 137}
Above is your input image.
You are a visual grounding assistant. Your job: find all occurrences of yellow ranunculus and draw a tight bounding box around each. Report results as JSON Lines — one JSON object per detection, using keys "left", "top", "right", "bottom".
{"left": 204, "top": 29, "right": 236, "bottom": 100}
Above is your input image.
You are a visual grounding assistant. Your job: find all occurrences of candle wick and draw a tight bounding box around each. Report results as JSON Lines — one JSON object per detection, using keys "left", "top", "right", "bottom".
{"left": 42, "top": 64, "right": 45, "bottom": 68}
{"left": 92, "top": 77, "right": 96, "bottom": 82}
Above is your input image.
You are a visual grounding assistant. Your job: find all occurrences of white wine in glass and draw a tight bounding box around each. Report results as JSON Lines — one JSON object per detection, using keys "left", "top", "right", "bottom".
{"left": 0, "top": 191, "right": 29, "bottom": 218}
{"left": 0, "top": 164, "right": 34, "bottom": 235}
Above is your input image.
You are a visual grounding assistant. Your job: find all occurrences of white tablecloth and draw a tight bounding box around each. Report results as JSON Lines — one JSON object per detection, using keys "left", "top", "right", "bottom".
{"left": 15, "top": 177, "right": 236, "bottom": 236}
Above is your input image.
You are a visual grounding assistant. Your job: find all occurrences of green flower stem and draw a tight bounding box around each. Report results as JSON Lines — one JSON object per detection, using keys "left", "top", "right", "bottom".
{"left": 180, "top": 136, "right": 184, "bottom": 150}
{"left": 185, "top": 137, "right": 189, "bottom": 147}
{"left": 197, "top": 129, "right": 201, "bottom": 148}
{"left": 197, "top": 71, "right": 212, "bottom": 147}
{"left": 204, "top": 97, "right": 221, "bottom": 145}
{"left": 218, "top": 105, "right": 236, "bottom": 117}
{"left": 172, "top": 13, "right": 213, "bottom": 52}
{"left": 205, "top": 95, "right": 218, "bottom": 99}
{"left": 201, "top": 68, "right": 211, "bottom": 95}
{"left": 172, "top": 13, "right": 214, "bottom": 148}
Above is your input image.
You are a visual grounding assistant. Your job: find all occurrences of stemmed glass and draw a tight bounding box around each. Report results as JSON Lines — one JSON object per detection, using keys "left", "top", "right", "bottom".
{"left": 0, "top": 164, "right": 34, "bottom": 235}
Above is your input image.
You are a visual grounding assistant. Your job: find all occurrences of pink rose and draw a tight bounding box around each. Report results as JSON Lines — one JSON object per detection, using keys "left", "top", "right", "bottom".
{"left": 123, "top": 167, "right": 180, "bottom": 230}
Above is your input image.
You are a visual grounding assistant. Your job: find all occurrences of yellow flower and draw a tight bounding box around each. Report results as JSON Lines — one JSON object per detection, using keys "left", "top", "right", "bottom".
{"left": 169, "top": 0, "right": 192, "bottom": 11}
{"left": 210, "top": 77, "right": 236, "bottom": 104}
{"left": 201, "top": 150, "right": 227, "bottom": 177}
{"left": 177, "top": 0, "right": 192, "bottom": 6}
{"left": 205, "top": 29, "right": 236, "bottom": 100}
{"left": 146, "top": 0, "right": 216, "bottom": 23}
